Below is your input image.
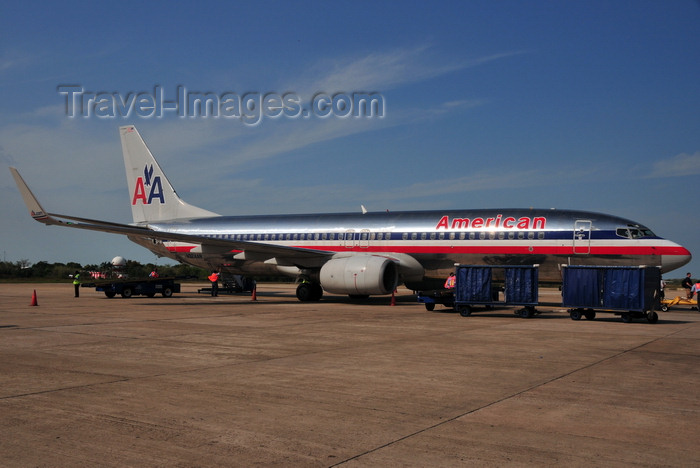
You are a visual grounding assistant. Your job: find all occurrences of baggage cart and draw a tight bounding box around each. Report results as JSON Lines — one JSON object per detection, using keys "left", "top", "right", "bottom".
{"left": 417, "top": 290, "right": 455, "bottom": 311}
{"left": 453, "top": 265, "right": 539, "bottom": 318}
{"left": 659, "top": 296, "right": 697, "bottom": 312}
{"left": 85, "top": 277, "right": 181, "bottom": 298}
{"left": 562, "top": 265, "right": 660, "bottom": 323}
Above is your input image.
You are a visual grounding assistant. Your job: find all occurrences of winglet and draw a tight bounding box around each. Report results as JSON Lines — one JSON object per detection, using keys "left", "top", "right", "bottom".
{"left": 9, "top": 167, "right": 54, "bottom": 224}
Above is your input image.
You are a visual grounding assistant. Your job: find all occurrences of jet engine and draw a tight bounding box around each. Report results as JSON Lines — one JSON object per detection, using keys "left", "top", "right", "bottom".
{"left": 320, "top": 255, "right": 399, "bottom": 295}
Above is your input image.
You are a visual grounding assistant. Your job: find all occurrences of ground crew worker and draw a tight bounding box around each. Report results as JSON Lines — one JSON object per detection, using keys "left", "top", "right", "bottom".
{"left": 149, "top": 268, "right": 159, "bottom": 278}
{"left": 660, "top": 277, "right": 666, "bottom": 300}
{"left": 682, "top": 273, "right": 693, "bottom": 299}
{"left": 691, "top": 281, "right": 700, "bottom": 302}
{"left": 72, "top": 271, "right": 81, "bottom": 297}
{"left": 208, "top": 271, "right": 220, "bottom": 296}
{"left": 444, "top": 272, "right": 456, "bottom": 289}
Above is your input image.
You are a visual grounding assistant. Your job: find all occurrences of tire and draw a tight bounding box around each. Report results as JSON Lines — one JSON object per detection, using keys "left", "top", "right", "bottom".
{"left": 519, "top": 307, "right": 532, "bottom": 318}
{"left": 162, "top": 287, "right": 173, "bottom": 298}
{"left": 661, "top": 305, "right": 669, "bottom": 312}
{"left": 121, "top": 288, "right": 133, "bottom": 298}
{"left": 425, "top": 303, "right": 435, "bottom": 311}
{"left": 146, "top": 292, "right": 156, "bottom": 298}
{"left": 621, "top": 313, "right": 632, "bottom": 323}
{"left": 646, "top": 311, "right": 659, "bottom": 324}
{"left": 458, "top": 305, "right": 472, "bottom": 317}
{"left": 570, "top": 309, "right": 582, "bottom": 321}
{"left": 584, "top": 310, "right": 596, "bottom": 320}
{"left": 104, "top": 290, "right": 116, "bottom": 298}
{"left": 297, "top": 283, "right": 322, "bottom": 302}
{"left": 311, "top": 284, "right": 323, "bottom": 301}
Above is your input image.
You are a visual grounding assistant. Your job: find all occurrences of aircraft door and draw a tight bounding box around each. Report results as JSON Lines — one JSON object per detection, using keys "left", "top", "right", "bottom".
{"left": 573, "top": 220, "right": 591, "bottom": 254}
{"left": 359, "top": 229, "right": 370, "bottom": 248}
{"left": 344, "top": 229, "right": 370, "bottom": 248}
{"left": 344, "top": 229, "right": 356, "bottom": 248}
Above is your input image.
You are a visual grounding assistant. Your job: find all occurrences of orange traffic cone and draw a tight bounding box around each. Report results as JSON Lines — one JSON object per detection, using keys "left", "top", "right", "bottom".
{"left": 30, "top": 289, "right": 38, "bottom": 306}
{"left": 251, "top": 285, "right": 257, "bottom": 301}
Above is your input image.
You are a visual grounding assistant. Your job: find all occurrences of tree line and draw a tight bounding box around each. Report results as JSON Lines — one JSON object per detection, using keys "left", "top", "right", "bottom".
{"left": 0, "top": 259, "right": 207, "bottom": 281}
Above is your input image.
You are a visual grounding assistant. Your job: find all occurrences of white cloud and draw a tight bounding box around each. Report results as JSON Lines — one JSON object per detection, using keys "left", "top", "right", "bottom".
{"left": 291, "top": 45, "right": 525, "bottom": 98}
{"left": 651, "top": 151, "right": 700, "bottom": 178}
{"left": 0, "top": 49, "right": 34, "bottom": 73}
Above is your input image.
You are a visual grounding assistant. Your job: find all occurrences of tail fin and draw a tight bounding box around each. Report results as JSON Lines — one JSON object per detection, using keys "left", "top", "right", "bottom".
{"left": 120, "top": 126, "right": 219, "bottom": 223}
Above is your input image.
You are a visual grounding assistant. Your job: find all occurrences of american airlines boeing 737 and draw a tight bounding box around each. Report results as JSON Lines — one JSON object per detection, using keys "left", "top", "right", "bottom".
{"left": 10, "top": 125, "right": 691, "bottom": 301}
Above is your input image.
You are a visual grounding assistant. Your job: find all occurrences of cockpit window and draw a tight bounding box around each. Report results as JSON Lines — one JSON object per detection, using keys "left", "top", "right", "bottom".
{"left": 616, "top": 225, "right": 655, "bottom": 239}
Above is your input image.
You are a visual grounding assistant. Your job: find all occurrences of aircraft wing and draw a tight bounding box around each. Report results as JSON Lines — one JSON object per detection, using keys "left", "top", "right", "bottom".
{"left": 10, "top": 167, "right": 332, "bottom": 267}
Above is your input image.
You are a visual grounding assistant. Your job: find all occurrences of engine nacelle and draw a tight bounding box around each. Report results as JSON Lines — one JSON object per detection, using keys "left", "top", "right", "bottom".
{"left": 320, "top": 255, "right": 399, "bottom": 295}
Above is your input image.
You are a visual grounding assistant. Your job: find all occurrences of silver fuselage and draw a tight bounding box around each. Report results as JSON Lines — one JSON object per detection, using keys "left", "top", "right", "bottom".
{"left": 129, "top": 208, "right": 690, "bottom": 290}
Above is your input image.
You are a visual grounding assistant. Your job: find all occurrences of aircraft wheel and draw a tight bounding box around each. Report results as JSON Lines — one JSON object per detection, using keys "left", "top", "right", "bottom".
{"left": 312, "top": 283, "right": 323, "bottom": 301}
{"left": 458, "top": 305, "right": 472, "bottom": 317}
{"left": 569, "top": 309, "right": 582, "bottom": 321}
{"left": 425, "top": 303, "right": 435, "bottom": 311}
{"left": 162, "top": 287, "right": 173, "bottom": 298}
{"left": 104, "top": 291, "right": 116, "bottom": 298}
{"left": 646, "top": 311, "right": 659, "bottom": 324}
{"left": 296, "top": 283, "right": 312, "bottom": 301}
{"left": 296, "top": 283, "right": 322, "bottom": 302}
{"left": 121, "top": 288, "right": 133, "bottom": 298}
{"left": 584, "top": 309, "right": 596, "bottom": 320}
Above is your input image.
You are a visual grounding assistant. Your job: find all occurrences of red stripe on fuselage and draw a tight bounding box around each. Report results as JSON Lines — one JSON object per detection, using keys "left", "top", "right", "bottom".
{"left": 286, "top": 244, "right": 688, "bottom": 256}
{"left": 164, "top": 242, "right": 688, "bottom": 256}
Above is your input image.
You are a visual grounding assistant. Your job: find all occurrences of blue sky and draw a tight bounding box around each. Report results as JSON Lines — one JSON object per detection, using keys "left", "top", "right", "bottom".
{"left": 1, "top": 1, "right": 699, "bottom": 278}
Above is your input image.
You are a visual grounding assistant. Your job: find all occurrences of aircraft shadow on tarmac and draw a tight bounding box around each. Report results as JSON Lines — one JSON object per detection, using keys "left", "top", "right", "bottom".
{"left": 88, "top": 293, "right": 698, "bottom": 322}
{"left": 427, "top": 306, "right": 695, "bottom": 324}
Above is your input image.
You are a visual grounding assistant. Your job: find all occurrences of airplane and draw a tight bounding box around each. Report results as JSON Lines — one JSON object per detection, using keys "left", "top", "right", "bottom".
{"left": 10, "top": 125, "right": 691, "bottom": 301}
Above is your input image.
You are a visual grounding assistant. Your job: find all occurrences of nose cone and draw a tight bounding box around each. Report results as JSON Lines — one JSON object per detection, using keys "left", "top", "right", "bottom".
{"left": 661, "top": 245, "right": 692, "bottom": 274}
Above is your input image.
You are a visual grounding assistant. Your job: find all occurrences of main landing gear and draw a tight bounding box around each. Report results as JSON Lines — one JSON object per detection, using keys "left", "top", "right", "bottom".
{"left": 296, "top": 282, "right": 323, "bottom": 302}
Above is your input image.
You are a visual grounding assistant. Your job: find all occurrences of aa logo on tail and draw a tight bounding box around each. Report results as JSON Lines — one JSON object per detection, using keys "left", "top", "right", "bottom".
{"left": 132, "top": 165, "right": 165, "bottom": 205}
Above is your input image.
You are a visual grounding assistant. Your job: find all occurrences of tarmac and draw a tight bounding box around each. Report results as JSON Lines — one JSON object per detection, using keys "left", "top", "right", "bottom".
{"left": 1, "top": 282, "right": 698, "bottom": 467}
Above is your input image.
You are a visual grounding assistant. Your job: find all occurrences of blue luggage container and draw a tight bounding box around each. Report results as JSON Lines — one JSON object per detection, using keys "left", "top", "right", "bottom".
{"left": 453, "top": 265, "right": 539, "bottom": 318}
{"left": 562, "top": 265, "right": 661, "bottom": 323}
